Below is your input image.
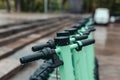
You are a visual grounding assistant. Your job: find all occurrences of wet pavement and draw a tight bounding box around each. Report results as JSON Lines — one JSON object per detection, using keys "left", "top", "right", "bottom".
{"left": 0, "top": 13, "right": 66, "bottom": 25}
{"left": 8, "top": 38, "right": 48, "bottom": 80}
{"left": 94, "top": 23, "right": 120, "bottom": 80}
{"left": 95, "top": 23, "right": 120, "bottom": 56}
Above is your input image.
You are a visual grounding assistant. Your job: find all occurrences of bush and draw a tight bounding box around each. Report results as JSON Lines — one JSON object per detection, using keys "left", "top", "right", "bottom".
{"left": 21, "top": 0, "right": 44, "bottom": 12}
{"left": 0, "top": 0, "right": 7, "bottom": 9}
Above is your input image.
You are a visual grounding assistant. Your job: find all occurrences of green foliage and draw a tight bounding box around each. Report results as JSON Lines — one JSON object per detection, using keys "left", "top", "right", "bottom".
{"left": 83, "top": 0, "right": 120, "bottom": 14}
{"left": 21, "top": 0, "right": 44, "bottom": 12}
{"left": 0, "top": 0, "right": 7, "bottom": 9}
{"left": 20, "top": 0, "right": 64, "bottom": 12}
{"left": 64, "top": 1, "right": 68, "bottom": 11}
{"left": 48, "top": 0, "right": 62, "bottom": 12}
{"left": 111, "top": 2, "right": 120, "bottom": 14}
{"left": 0, "top": 0, "right": 68, "bottom": 12}
{"left": 34, "top": 0, "right": 44, "bottom": 12}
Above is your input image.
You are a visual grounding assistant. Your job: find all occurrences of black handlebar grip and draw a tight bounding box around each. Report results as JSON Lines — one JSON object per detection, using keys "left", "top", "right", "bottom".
{"left": 32, "top": 40, "right": 55, "bottom": 52}
{"left": 74, "top": 35, "right": 88, "bottom": 40}
{"left": 72, "top": 24, "right": 82, "bottom": 29}
{"left": 79, "top": 19, "right": 88, "bottom": 24}
{"left": 88, "top": 26, "right": 94, "bottom": 29}
{"left": 82, "top": 31, "right": 90, "bottom": 35}
{"left": 32, "top": 44, "right": 49, "bottom": 52}
{"left": 89, "top": 28, "right": 96, "bottom": 32}
{"left": 20, "top": 48, "right": 55, "bottom": 64}
{"left": 82, "top": 39, "right": 95, "bottom": 47}
{"left": 87, "top": 26, "right": 96, "bottom": 32}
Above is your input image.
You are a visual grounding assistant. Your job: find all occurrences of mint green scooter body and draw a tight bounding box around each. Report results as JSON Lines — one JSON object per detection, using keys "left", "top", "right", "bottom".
{"left": 70, "top": 36, "right": 89, "bottom": 80}
{"left": 55, "top": 45, "right": 75, "bottom": 80}
{"left": 78, "top": 18, "right": 95, "bottom": 80}
{"left": 51, "top": 18, "right": 95, "bottom": 80}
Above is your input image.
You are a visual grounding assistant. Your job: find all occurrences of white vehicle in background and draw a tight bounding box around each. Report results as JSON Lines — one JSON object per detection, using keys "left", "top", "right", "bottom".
{"left": 94, "top": 8, "right": 110, "bottom": 25}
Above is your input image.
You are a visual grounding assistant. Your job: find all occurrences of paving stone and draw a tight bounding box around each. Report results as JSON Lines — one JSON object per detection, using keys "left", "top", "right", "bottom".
{"left": 0, "top": 58, "right": 21, "bottom": 80}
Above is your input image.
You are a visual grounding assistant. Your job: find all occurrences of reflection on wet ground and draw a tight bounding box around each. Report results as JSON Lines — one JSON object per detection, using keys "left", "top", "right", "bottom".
{"left": 95, "top": 23, "right": 120, "bottom": 56}
{"left": 94, "top": 23, "right": 120, "bottom": 80}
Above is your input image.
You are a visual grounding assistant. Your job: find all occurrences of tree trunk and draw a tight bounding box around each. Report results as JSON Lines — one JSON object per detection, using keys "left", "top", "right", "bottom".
{"left": 6, "top": 0, "right": 11, "bottom": 12}
{"left": 61, "top": 0, "right": 66, "bottom": 12}
{"left": 14, "top": 0, "right": 21, "bottom": 12}
{"left": 31, "top": 0, "right": 35, "bottom": 12}
{"left": 68, "top": 0, "right": 83, "bottom": 13}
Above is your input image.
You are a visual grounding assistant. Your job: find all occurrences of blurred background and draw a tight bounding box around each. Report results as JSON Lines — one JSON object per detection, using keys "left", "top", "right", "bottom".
{"left": 0, "top": 0, "right": 120, "bottom": 80}
{"left": 0, "top": 0, "right": 120, "bottom": 13}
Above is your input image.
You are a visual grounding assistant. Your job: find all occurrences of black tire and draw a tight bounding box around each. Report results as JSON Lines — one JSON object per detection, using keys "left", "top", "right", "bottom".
{"left": 94, "top": 57, "right": 100, "bottom": 80}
